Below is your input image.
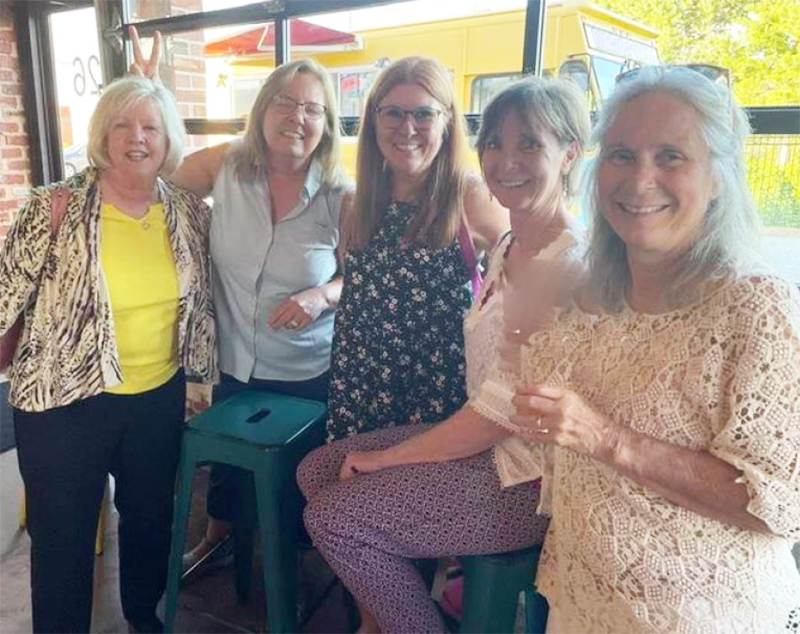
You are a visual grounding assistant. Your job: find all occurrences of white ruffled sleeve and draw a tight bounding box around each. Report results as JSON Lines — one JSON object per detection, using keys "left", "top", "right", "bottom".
{"left": 708, "top": 276, "right": 800, "bottom": 539}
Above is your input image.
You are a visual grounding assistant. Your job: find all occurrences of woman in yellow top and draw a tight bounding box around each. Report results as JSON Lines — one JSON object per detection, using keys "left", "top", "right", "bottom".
{"left": 0, "top": 75, "right": 215, "bottom": 633}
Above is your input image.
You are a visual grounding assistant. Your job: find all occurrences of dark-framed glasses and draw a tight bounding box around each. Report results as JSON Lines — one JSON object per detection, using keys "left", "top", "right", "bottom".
{"left": 616, "top": 63, "right": 731, "bottom": 88}
{"left": 374, "top": 105, "right": 443, "bottom": 130}
{"left": 271, "top": 94, "right": 327, "bottom": 119}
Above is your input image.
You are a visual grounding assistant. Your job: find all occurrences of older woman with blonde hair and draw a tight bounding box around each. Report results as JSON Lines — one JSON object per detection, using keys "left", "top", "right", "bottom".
{"left": 128, "top": 30, "right": 352, "bottom": 573}
{"left": 483, "top": 66, "right": 800, "bottom": 632}
{"left": 0, "top": 75, "right": 215, "bottom": 633}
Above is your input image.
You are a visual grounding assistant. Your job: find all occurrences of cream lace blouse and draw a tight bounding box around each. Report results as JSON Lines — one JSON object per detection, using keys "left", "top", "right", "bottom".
{"left": 475, "top": 274, "right": 800, "bottom": 632}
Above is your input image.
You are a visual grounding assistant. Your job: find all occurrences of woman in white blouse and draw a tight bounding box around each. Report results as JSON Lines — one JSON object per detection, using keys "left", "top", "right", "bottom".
{"left": 503, "top": 66, "right": 800, "bottom": 632}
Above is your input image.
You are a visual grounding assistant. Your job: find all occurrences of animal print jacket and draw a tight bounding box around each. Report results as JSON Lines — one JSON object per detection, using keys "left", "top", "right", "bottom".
{"left": 0, "top": 167, "right": 217, "bottom": 412}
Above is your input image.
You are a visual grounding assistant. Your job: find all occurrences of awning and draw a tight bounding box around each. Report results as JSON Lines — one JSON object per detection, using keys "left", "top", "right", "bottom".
{"left": 204, "top": 19, "right": 360, "bottom": 57}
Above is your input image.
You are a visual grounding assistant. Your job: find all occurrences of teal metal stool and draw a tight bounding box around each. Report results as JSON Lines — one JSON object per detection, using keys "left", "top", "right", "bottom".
{"left": 459, "top": 545, "right": 548, "bottom": 633}
{"left": 163, "top": 391, "right": 327, "bottom": 633}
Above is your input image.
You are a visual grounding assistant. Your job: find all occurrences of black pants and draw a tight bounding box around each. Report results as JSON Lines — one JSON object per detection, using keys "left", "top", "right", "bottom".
{"left": 14, "top": 370, "right": 186, "bottom": 633}
{"left": 206, "top": 372, "right": 329, "bottom": 525}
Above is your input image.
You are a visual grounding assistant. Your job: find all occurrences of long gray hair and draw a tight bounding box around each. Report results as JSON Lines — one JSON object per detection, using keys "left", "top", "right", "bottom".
{"left": 583, "top": 66, "right": 761, "bottom": 311}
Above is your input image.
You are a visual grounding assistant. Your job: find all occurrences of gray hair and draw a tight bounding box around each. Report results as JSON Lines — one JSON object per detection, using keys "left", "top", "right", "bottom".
{"left": 583, "top": 66, "right": 762, "bottom": 311}
{"left": 476, "top": 76, "right": 591, "bottom": 196}
{"left": 231, "top": 58, "right": 346, "bottom": 188}
{"left": 88, "top": 75, "right": 184, "bottom": 175}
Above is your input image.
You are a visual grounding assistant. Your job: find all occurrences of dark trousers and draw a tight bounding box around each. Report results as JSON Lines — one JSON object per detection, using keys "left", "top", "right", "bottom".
{"left": 206, "top": 372, "right": 329, "bottom": 525}
{"left": 14, "top": 370, "right": 186, "bottom": 633}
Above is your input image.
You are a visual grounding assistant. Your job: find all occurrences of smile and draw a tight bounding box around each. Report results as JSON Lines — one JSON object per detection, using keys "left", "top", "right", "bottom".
{"left": 393, "top": 142, "right": 422, "bottom": 151}
{"left": 125, "top": 151, "right": 149, "bottom": 161}
{"left": 617, "top": 203, "right": 670, "bottom": 215}
{"left": 281, "top": 131, "right": 305, "bottom": 140}
{"left": 496, "top": 179, "right": 528, "bottom": 188}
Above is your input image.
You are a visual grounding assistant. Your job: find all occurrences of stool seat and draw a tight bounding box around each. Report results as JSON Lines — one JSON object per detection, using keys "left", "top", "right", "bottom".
{"left": 460, "top": 545, "right": 548, "bottom": 633}
{"left": 163, "top": 391, "right": 327, "bottom": 634}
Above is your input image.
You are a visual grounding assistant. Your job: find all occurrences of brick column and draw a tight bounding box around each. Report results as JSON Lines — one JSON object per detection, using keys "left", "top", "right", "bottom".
{"left": 0, "top": 4, "right": 31, "bottom": 248}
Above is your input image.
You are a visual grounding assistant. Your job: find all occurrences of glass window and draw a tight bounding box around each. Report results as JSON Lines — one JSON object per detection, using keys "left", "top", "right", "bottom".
{"left": 470, "top": 74, "right": 525, "bottom": 114}
{"left": 127, "top": 0, "right": 258, "bottom": 21}
{"left": 748, "top": 135, "right": 800, "bottom": 284}
{"left": 591, "top": 55, "right": 625, "bottom": 104}
{"left": 51, "top": 7, "right": 102, "bottom": 177}
{"left": 335, "top": 69, "right": 380, "bottom": 117}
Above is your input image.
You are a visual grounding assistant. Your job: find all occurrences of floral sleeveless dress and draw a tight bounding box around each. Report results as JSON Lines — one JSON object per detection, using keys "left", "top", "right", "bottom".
{"left": 326, "top": 201, "right": 472, "bottom": 441}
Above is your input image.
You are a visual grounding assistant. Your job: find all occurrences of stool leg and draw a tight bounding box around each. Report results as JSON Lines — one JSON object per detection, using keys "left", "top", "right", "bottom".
{"left": 523, "top": 588, "right": 549, "bottom": 634}
{"left": 163, "top": 445, "right": 198, "bottom": 634}
{"left": 460, "top": 548, "right": 540, "bottom": 634}
{"left": 233, "top": 523, "right": 255, "bottom": 605}
{"left": 254, "top": 468, "right": 297, "bottom": 634}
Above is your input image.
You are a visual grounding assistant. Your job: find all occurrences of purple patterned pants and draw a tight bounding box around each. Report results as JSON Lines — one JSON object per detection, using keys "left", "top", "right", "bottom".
{"left": 297, "top": 425, "right": 548, "bottom": 633}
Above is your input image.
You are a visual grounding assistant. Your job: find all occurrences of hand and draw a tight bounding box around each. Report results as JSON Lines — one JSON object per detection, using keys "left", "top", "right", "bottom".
{"left": 510, "top": 385, "right": 622, "bottom": 463}
{"left": 267, "top": 287, "right": 330, "bottom": 331}
{"left": 128, "top": 26, "right": 162, "bottom": 81}
{"left": 339, "top": 451, "right": 387, "bottom": 481}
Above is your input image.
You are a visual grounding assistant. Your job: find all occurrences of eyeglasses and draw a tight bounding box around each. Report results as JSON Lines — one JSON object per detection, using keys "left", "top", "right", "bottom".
{"left": 270, "top": 94, "right": 327, "bottom": 119}
{"left": 615, "top": 63, "right": 730, "bottom": 88}
{"left": 374, "top": 105, "right": 443, "bottom": 130}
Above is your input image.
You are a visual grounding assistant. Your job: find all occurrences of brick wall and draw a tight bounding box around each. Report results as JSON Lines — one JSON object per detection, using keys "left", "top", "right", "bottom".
{"left": 0, "top": 3, "right": 31, "bottom": 248}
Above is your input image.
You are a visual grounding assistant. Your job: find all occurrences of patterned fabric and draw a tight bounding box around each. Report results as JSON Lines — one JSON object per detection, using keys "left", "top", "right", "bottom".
{"left": 298, "top": 425, "right": 546, "bottom": 634}
{"left": 299, "top": 235, "right": 562, "bottom": 633}
{"left": 326, "top": 201, "right": 472, "bottom": 440}
{"left": 488, "top": 274, "right": 800, "bottom": 633}
{"left": 0, "top": 167, "right": 216, "bottom": 412}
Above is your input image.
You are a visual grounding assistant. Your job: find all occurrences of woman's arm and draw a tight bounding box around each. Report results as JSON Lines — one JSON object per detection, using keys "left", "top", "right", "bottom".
{"left": 512, "top": 385, "right": 771, "bottom": 533}
{"left": 168, "top": 143, "right": 230, "bottom": 198}
{"left": 462, "top": 173, "right": 509, "bottom": 254}
{"left": 0, "top": 192, "right": 53, "bottom": 333}
{"left": 266, "top": 276, "right": 343, "bottom": 331}
{"left": 340, "top": 405, "right": 511, "bottom": 480}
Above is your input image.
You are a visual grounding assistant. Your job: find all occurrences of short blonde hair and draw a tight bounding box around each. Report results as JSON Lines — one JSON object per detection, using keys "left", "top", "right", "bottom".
{"left": 231, "top": 58, "right": 346, "bottom": 187}
{"left": 87, "top": 75, "right": 185, "bottom": 175}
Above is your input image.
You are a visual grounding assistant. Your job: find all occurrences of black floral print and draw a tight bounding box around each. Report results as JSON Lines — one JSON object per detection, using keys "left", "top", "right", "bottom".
{"left": 326, "top": 202, "right": 471, "bottom": 441}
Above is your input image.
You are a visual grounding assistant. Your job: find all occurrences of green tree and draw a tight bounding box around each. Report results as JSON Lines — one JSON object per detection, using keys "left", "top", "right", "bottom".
{"left": 594, "top": 0, "right": 800, "bottom": 105}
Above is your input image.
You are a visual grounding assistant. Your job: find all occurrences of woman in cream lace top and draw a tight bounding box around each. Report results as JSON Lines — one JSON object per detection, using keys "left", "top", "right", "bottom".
{"left": 477, "top": 67, "right": 800, "bottom": 632}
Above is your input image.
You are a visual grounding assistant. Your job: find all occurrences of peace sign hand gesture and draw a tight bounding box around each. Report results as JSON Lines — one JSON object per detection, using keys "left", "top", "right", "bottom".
{"left": 128, "top": 25, "right": 162, "bottom": 81}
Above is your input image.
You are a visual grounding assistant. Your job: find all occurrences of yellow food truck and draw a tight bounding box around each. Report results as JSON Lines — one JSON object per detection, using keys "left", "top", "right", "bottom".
{"left": 208, "top": 0, "right": 659, "bottom": 171}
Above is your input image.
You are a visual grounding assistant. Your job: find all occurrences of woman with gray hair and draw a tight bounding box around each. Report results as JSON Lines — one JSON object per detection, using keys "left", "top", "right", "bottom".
{"left": 298, "top": 76, "right": 590, "bottom": 633}
{"left": 485, "top": 66, "right": 800, "bottom": 632}
{"left": 0, "top": 75, "right": 215, "bottom": 632}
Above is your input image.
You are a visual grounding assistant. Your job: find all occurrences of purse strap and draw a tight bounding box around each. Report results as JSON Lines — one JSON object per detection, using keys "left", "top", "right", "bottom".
{"left": 0, "top": 187, "right": 70, "bottom": 372}
{"left": 457, "top": 217, "right": 483, "bottom": 297}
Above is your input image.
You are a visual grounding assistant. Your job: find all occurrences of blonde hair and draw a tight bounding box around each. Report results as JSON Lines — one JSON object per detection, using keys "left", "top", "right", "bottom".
{"left": 230, "top": 58, "right": 346, "bottom": 187}
{"left": 349, "top": 56, "right": 472, "bottom": 250}
{"left": 88, "top": 75, "right": 184, "bottom": 175}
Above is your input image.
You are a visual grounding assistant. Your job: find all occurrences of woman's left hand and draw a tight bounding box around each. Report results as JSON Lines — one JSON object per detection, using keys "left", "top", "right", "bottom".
{"left": 128, "top": 26, "right": 162, "bottom": 80}
{"left": 267, "top": 287, "right": 329, "bottom": 331}
{"left": 510, "top": 385, "right": 622, "bottom": 463}
{"left": 339, "top": 450, "right": 387, "bottom": 481}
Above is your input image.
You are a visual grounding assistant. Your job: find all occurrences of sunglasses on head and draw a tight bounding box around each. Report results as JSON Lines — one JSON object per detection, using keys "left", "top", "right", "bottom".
{"left": 615, "top": 63, "right": 730, "bottom": 88}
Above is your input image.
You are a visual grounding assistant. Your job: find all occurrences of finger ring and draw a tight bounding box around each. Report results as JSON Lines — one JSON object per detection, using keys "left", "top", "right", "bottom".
{"left": 289, "top": 320, "right": 298, "bottom": 327}
{"left": 536, "top": 417, "right": 542, "bottom": 428}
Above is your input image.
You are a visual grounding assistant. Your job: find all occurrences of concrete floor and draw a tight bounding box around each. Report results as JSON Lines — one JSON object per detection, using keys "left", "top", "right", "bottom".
{"left": 0, "top": 467, "right": 351, "bottom": 633}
